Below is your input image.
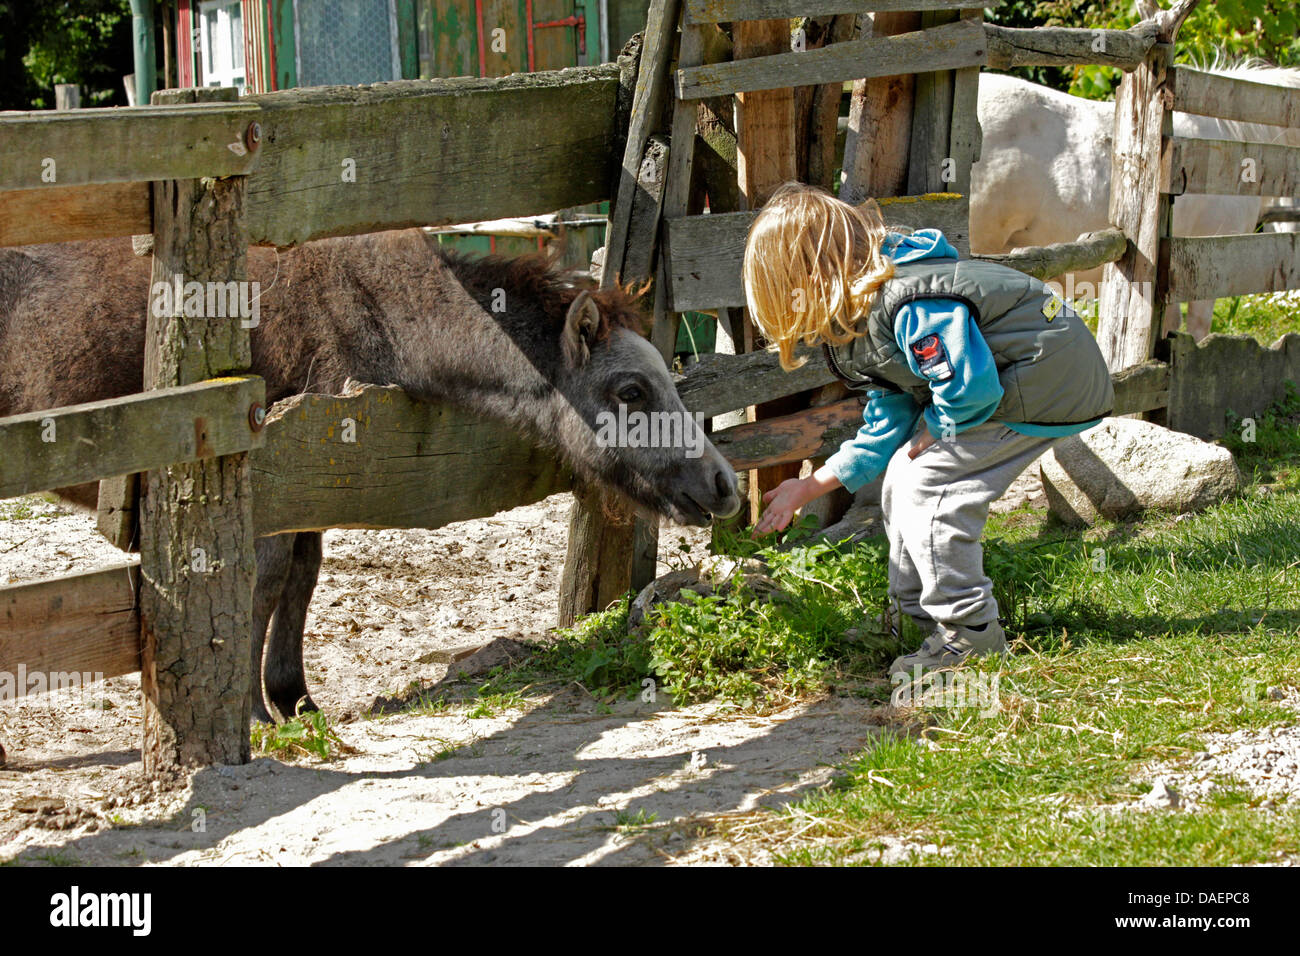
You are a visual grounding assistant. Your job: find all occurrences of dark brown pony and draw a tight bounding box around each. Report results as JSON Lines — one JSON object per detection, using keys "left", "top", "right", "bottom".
{"left": 0, "top": 230, "right": 740, "bottom": 721}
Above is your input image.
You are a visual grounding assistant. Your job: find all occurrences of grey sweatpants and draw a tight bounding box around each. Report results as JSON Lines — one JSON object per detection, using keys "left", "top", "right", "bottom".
{"left": 880, "top": 419, "right": 1060, "bottom": 628}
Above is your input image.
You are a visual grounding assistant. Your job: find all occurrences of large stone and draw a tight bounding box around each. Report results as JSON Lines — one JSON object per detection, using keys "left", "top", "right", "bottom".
{"left": 1040, "top": 418, "right": 1241, "bottom": 526}
{"left": 628, "top": 555, "right": 786, "bottom": 629}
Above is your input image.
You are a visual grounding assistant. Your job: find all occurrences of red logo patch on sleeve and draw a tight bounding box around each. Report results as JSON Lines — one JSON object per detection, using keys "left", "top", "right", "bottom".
{"left": 909, "top": 334, "right": 953, "bottom": 381}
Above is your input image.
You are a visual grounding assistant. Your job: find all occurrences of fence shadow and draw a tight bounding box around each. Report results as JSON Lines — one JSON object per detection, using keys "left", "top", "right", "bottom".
{"left": 2, "top": 689, "right": 898, "bottom": 867}
{"left": 1007, "top": 506, "right": 1300, "bottom": 642}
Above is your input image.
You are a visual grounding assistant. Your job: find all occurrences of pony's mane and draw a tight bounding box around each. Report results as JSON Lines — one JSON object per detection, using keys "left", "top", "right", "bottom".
{"left": 438, "top": 244, "right": 652, "bottom": 340}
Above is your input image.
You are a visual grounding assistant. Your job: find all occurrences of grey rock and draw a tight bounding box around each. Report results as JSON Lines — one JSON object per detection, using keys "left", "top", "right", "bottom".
{"left": 1040, "top": 418, "right": 1240, "bottom": 526}
{"left": 628, "top": 556, "right": 784, "bottom": 628}
{"left": 809, "top": 498, "right": 884, "bottom": 549}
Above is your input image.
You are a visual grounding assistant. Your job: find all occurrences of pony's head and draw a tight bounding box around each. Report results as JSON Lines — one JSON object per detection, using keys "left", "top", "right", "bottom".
{"left": 444, "top": 247, "right": 742, "bottom": 526}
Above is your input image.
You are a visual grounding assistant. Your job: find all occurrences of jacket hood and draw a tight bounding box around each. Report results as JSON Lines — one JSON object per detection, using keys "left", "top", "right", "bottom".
{"left": 883, "top": 229, "right": 960, "bottom": 264}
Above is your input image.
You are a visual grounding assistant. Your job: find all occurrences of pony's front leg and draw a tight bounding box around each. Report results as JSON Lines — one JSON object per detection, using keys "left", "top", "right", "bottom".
{"left": 252, "top": 534, "right": 296, "bottom": 724}
{"left": 264, "top": 532, "right": 324, "bottom": 723}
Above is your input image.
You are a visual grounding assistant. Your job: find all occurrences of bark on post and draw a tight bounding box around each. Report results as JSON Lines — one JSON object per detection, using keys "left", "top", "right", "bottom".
{"left": 54, "top": 84, "right": 81, "bottom": 110}
{"left": 140, "top": 86, "right": 257, "bottom": 777}
{"left": 556, "top": 0, "right": 686, "bottom": 625}
{"left": 836, "top": 11, "right": 920, "bottom": 514}
{"left": 795, "top": 14, "right": 858, "bottom": 191}
{"left": 841, "top": 11, "right": 920, "bottom": 203}
{"left": 557, "top": 483, "right": 640, "bottom": 626}
{"left": 1096, "top": 0, "right": 1200, "bottom": 372}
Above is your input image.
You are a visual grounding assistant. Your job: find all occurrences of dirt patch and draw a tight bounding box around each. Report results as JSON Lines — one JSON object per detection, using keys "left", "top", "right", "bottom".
{"left": 0, "top": 492, "right": 902, "bottom": 865}
{"left": 1132, "top": 688, "right": 1300, "bottom": 814}
{"left": 989, "top": 465, "right": 1047, "bottom": 515}
{"left": 1, "top": 688, "right": 890, "bottom": 866}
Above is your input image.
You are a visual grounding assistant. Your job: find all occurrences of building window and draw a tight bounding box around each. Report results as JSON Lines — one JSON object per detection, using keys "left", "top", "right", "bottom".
{"left": 199, "top": 0, "right": 245, "bottom": 92}
{"left": 293, "top": 0, "right": 401, "bottom": 88}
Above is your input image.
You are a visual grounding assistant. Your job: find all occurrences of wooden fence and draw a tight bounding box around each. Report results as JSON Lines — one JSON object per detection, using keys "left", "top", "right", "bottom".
{"left": 3, "top": 0, "right": 1296, "bottom": 773}
{"left": 0, "top": 65, "right": 626, "bottom": 775}
{"left": 1097, "top": 48, "right": 1300, "bottom": 372}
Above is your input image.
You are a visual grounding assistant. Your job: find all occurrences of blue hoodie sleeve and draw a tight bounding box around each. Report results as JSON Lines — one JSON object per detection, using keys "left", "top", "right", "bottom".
{"left": 824, "top": 388, "right": 922, "bottom": 494}
{"left": 894, "top": 298, "right": 1003, "bottom": 439}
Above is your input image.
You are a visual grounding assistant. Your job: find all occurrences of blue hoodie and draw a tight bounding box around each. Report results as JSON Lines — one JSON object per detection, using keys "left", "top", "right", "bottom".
{"left": 823, "top": 229, "right": 1104, "bottom": 494}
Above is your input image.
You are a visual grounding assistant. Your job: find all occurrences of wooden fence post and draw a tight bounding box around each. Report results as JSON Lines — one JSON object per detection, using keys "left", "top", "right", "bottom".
{"left": 54, "top": 84, "right": 81, "bottom": 110}
{"left": 1096, "top": 43, "right": 1174, "bottom": 372}
{"left": 840, "top": 10, "right": 920, "bottom": 205}
{"left": 139, "top": 87, "right": 257, "bottom": 777}
{"left": 735, "top": 19, "right": 801, "bottom": 524}
{"left": 557, "top": 0, "right": 681, "bottom": 626}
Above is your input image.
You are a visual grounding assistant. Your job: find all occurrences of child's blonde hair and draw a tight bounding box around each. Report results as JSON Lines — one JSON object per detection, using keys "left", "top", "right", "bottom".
{"left": 742, "top": 181, "right": 895, "bottom": 371}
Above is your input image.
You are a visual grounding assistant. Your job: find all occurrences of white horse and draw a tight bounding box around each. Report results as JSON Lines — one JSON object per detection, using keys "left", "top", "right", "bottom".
{"left": 971, "top": 62, "right": 1300, "bottom": 340}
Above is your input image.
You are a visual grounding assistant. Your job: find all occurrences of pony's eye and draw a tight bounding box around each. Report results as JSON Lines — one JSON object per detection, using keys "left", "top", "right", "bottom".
{"left": 617, "top": 385, "right": 644, "bottom": 404}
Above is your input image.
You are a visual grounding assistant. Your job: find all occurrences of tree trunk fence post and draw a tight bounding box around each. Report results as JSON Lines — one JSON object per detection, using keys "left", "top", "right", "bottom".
{"left": 139, "top": 86, "right": 258, "bottom": 777}
{"left": 840, "top": 10, "right": 920, "bottom": 205}
{"left": 1096, "top": 0, "right": 1200, "bottom": 374}
{"left": 734, "top": 19, "right": 804, "bottom": 524}
{"left": 558, "top": 0, "right": 683, "bottom": 626}
{"left": 1096, "top": 43, "right": 1175, "bottom": 375}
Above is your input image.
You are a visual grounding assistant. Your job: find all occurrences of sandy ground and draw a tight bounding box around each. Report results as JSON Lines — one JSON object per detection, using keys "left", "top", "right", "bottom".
{"left": 1133, "top": 690, "right": 1300, "bottom": 816}
{"left": 0, "top": 491, "right": 904, "bottom": 866}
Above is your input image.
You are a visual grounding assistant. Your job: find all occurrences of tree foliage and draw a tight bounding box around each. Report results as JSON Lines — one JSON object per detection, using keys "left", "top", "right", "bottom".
{"left": 987, "top": 0, "right": 1300, "bottom": 101}
{"left": 0, "top": 0, "right": 134, "bottom": 110}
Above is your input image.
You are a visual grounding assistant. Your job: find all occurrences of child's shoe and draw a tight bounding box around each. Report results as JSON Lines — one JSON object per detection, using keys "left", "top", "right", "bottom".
{"left": 890, "top": 614, "right": 939, "bottom": 646}
{"left": 889, "top": 619, "right": 1007, "bottom": 677}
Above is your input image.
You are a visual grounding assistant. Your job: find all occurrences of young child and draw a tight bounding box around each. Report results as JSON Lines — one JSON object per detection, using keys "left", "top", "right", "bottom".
{"left": 742, "top": 182, "right": 1114, "bottom": 677}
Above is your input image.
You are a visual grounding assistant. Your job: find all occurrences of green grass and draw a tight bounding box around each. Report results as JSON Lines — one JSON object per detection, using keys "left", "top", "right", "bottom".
{"left": 610, "top": 808, "right": 660, "bottom": 832}
{"left": 1221, "top": 380, "right": 1300, "bottom": 486}
{"left": 28, "top": 850, "right": 81, "bottom": 867}
{"left": 0, "top": 498, "right": 36, "bottom": 521}
{"left": 1214, "top": 291, "right": 1300, "bottom": 347}
{"left": 250, "top": 704, "right": 352, "bottom": 762}
{"left": 713, "top": 391, "right": 1300, "bottom": 865}
{"left": 759, "top": 617, "right": 1300, "bottom": 866}
{"left": 1074, "top": 290, "right": 1300, "bottom": 346}
{"left": 469, "top": 517, "right": 902, "bottom": 712}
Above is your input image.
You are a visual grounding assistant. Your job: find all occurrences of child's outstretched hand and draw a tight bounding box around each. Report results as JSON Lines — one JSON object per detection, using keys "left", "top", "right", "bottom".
{"left": 754, "top": 477, "right": 810, "bottom": 536}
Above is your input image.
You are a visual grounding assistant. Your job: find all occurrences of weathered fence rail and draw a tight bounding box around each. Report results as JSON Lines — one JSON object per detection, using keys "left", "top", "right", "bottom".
{"left": 1, "top": 564, "right": 141, "bottom": 699}
{"left": 241, "top": 68, "right": 622, "bottom": 246}
{"left": 251, "top": 388, "right": 573, "bottom": 537}
{"left": 1167, "top": 332, "right": 1300, "bottom": 439}
{"left": 665, "top": 193, "right": 970, "bottom": 311}
{"left": 0, "top": 182, "right": 151, "bottom": 246}
{"left": 1166, "top": 233, "right": 1300, "bottom": 301}
{"left": 0, "top": 65, "right": 624, "bottom": 249}
{"left": 1172, "top": 66, "right": 1300, "bottom": 127}
{"left": 1165, "top": 137, "right": 1300, "bottom": 198}
{"left": 0, "top": 377, "right": 264, "bottom": 500}
{"left": 666, "top": 204, "right": 1121, "bottom": 314}
{"left": 675, "top": 18, "right": 988, "bottom": 99}
{"left": 0, "top": 102, "right": 262, "bottom": 190}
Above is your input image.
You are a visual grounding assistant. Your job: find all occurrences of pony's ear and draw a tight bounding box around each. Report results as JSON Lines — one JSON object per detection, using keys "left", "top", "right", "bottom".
{"left": 562, "top": 290, "right": 601, "bottom": 367}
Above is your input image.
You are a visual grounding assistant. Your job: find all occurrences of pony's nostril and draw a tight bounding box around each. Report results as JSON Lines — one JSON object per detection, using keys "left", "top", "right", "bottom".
{"left": 714, "top": 467, "right": 736, "bottom": 502}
